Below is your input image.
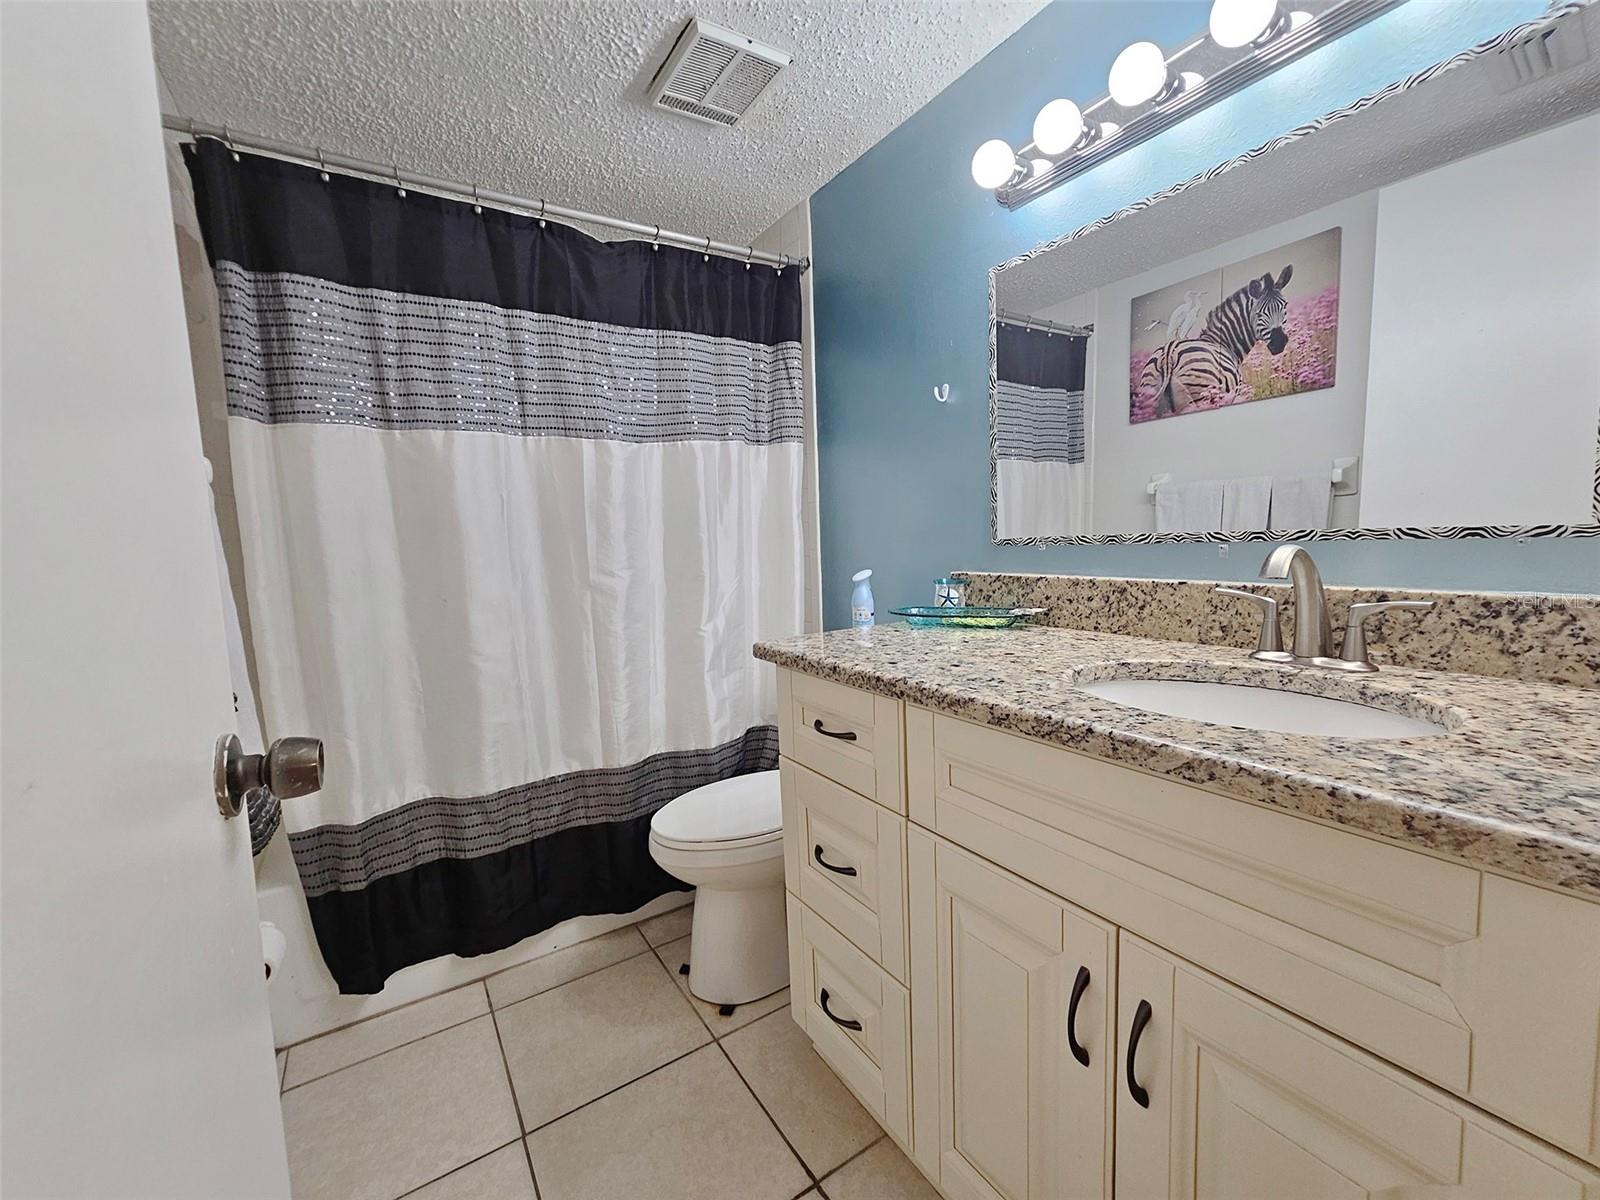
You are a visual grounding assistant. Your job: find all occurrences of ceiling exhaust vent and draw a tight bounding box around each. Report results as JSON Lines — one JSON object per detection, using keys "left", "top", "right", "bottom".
{"left": 647, "top": 18, "right": 791, "bottom": 127}
{"left": 1484, "top": 11, "right": 1590, "bottom": 94}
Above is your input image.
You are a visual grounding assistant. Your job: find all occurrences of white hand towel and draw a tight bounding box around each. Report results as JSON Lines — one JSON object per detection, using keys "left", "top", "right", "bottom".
{"left": 1270, "top": 473, "right": 1332, "bottom": 530}
{"left": 1155, "top": 479, "right": 1224, "bottom": 533}
{"left": 1221, "top": 476, "right": 1272, "bottom": 531}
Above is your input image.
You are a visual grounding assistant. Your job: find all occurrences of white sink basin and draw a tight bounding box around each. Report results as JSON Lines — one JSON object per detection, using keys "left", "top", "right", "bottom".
{"left": 1077, "top": 678, "right": 1450, "bottom": 739}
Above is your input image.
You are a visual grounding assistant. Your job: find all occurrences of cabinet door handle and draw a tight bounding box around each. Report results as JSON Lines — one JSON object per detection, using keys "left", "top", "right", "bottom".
{"left": 1126, "top": 999, "right": 1153, "bottom": 1109}
{"left": 819, "top": 988, "right": 863, "bottom": 1031}
{"left": 813, "top": 845, "right": 858, "bottom": 876}
{"left": 812, "top": 719, "right": 858, "bottom": 741}
{"left": 1067, "top": 965, "right": 1091, "bottom": 1067}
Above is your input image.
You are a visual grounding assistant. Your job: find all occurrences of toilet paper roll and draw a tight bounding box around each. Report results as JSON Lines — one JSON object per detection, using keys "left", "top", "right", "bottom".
{"left": 259, "top": 921, "right": 287, "bottom": 981}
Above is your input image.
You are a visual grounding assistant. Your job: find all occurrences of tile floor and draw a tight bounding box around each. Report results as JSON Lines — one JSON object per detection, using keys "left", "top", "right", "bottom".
{"left": 275, "top": 902, "right": 940, "bottom": 1200}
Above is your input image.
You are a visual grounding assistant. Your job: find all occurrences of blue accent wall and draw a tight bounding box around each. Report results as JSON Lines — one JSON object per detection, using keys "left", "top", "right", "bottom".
{"left": 810, "top": 0, "right": 1596, "bottom": 630}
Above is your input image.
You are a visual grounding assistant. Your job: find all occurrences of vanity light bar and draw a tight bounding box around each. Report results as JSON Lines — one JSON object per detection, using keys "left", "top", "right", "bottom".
{"left": 985, "top": 0, "right": 1407, "bottom": 210}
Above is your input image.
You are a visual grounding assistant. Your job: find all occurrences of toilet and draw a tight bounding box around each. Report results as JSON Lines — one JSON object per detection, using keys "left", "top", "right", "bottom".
{"left": 648, "top": 770, "right": 787, "bottom": 1006}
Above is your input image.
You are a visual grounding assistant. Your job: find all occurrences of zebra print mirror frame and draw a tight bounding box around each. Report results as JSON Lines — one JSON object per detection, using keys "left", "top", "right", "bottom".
{"left": 989, "top": 3, "right": 1600, "bottom": 548}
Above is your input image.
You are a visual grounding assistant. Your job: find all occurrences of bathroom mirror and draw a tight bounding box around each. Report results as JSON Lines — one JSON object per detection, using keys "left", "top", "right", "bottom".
{"left": 990, "top": 4, "right": 1600, "bottom": 543}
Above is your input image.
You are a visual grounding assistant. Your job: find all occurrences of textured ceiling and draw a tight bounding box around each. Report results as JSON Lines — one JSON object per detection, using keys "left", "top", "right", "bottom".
{"left": 148, "top": 0, "right": 1046, "bottom": 242}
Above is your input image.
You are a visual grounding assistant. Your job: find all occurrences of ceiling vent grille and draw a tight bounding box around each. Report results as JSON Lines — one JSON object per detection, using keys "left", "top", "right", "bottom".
{"left": 1485, "top": 11, "right": 1590, "bottom": 94}
{"left": 647, "top": 18, "right": 791, "bottom": 127}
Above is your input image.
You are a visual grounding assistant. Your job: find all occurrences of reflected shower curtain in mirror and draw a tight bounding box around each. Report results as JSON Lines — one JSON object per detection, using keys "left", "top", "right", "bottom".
{"left": 995, "top": 322, "right": 1090, "bottom": 539}
{"left": 186, "top": 139, "right": 804, "bottom": 993}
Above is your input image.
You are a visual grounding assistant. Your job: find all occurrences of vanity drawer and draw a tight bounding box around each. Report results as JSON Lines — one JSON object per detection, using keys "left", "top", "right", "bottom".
{"left": 787, "top": 894, "right": 912, "bottom": 1150}
{"left": 779, "top": 668, "right": 905, "bottom": 812}
{"left": 780, "top": 758, "right": 908, "bottom": 983}
{"left": 907, "top": 706, "right": 1600, "bottom": 1165}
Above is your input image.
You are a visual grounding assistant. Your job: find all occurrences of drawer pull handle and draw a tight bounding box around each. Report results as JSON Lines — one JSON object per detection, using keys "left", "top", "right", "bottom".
{"left": 814, "top": 845, "right": 858, "bottom": 876}
{"left": 1067, "top": 965, "right": 1091, "bottom": 1067}
{"left": 1126, "top": 999, "right": 1153, "bottom": 1109}
{"left": 820, "top": 988, "right": 863, "bottom": 1031}
{"left": 812, "top": 719, "right": 858, "bottom": 741}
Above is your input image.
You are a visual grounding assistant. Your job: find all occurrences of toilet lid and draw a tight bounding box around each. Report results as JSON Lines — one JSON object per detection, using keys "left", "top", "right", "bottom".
{"left": 650, "top": 770, "right": 781, "bottom": 845}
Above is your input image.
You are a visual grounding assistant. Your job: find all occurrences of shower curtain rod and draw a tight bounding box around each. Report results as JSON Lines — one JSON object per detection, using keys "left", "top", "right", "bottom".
{"left": 997, "top": 309, "right": 1093, "bottom": 337}
{"left": 162, "top": 115, "right": 810, "bottom": 273}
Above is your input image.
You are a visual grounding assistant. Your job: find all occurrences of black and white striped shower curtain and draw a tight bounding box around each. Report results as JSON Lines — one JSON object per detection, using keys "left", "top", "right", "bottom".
{"left": 994, "top": 320, "right": 1091, "bottom": 538}
{"left": 185, "top": 139, "right": 804, "bottom": 993}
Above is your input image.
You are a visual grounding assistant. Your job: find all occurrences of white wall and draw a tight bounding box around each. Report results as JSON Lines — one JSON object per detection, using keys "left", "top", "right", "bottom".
{"left": 1077, "top": 193, "right": 1378, "bottom": 534}
{"left": 1360, "top": 113, "right": 1600, "bottom": 529}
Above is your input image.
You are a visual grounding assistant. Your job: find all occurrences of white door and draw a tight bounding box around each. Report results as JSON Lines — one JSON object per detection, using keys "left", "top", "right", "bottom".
{"left": 916, "top": 836, "right": 1115, "bottom": 1200}
{"left": 1114, "top": 934, "right": 1600, "bottom": 1200}
{"left": 1, "top": 3, "right": 291, "bottom": 1197}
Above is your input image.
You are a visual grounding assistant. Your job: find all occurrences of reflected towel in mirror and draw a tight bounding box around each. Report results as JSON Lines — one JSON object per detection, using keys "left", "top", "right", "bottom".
{"left": 1155, "top": 479, "right": 1224, "bottom": 533}
{"left": 1270, "top": 474, "right": 1332, "bottom": 530}
{"left": 1221, "top": 476, "right": 1273, "bottom": 532}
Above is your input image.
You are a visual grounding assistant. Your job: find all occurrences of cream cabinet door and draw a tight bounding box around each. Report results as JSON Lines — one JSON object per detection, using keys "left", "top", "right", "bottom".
{"left": 909, "top": 831, "right": 1115, "bottom": 1200}
{"left": 1115, "top": 934, "right": 1600, "bottom": 1200}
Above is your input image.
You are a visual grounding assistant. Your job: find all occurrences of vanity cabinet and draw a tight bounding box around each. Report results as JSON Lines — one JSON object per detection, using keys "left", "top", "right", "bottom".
{"left": 906, "top": 829, "right": 1115, "bottom": 1200}
{"left": 1115, "top": 935, "right": 1600, "bottom": 1199}
{"left": 773, "top": 668, "right": 1600, "bottom": 1197}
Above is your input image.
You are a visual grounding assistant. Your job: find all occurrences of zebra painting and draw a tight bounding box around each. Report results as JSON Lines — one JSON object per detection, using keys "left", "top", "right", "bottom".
{"left": 1137, "top": 265, "right": 1293, "bottom": 418}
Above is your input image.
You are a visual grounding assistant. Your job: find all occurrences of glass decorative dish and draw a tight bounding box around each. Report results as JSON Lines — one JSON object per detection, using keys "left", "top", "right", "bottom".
{"left": 890, "top": 606, "right": 1046, "bottom": 629}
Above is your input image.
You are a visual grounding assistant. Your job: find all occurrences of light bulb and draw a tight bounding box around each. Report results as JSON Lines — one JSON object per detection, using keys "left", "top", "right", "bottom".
{"left": 970, "top": 139, "right": 1018, "bottom": 189}
{"left": 1029, "top": 157, "right": 1052, "bottom": 178}
{"left": 1108, "top": 41, "right": 1170, "bottom": 107}
{"left": 1209, "top": 0, "right": 1282, "bottom": 48}
{"left": 1032, "top": 98, "right": 1085, "bottom": 156}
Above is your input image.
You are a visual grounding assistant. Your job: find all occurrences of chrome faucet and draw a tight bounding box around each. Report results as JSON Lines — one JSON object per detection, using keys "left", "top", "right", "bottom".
{"left": 1214, "top": 544, "right": 1433, "bottom": 673}
{"left": 1261, "top": 544, "right": 1334, "bottom": 662}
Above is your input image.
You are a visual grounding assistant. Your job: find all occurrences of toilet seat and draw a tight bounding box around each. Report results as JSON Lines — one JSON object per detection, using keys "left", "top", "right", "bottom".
{"left": 649, "top": 771, "right": 781, "bottom": 850}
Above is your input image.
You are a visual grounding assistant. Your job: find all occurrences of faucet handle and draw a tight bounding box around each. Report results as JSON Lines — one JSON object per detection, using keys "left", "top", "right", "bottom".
{"left": 1339, "top": 600, "right": 1434, "bottom": 669}
{"left": 1214, "top": 587, "right": 1285, "bottom": 658}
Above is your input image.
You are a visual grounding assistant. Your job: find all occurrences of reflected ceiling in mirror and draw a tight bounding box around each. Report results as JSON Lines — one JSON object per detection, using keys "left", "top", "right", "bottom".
{"left": 989, "top": 3, "right": 1600, "bottom": 545}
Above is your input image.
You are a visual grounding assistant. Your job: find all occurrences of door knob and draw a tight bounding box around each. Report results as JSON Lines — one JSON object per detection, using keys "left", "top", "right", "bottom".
{"left": 214, "top": 733, "right": 324, "bottom": 818}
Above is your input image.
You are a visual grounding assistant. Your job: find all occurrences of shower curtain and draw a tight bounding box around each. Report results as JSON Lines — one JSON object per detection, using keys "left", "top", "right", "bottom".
{"left": 994, "top": 321, "right": 1091, "bottom": 538}
{"left": 185, "top": 139, "right": 804, "bottom": 993}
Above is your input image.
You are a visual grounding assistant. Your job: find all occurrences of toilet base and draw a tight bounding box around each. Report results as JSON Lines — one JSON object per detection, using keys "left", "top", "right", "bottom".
{"left": 686, "top": 883, "right": 789, "bottom": 1005}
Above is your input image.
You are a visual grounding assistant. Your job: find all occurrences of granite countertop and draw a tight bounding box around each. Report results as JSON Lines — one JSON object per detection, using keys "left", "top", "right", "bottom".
{"left": 754, "top": 623, "right": 1600, "bottom": 900}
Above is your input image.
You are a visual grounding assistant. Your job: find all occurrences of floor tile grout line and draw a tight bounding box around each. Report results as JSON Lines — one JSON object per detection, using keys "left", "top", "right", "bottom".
{"left": 389, "top": 1133, "right": 523, "bottom": 1200}
{"left": 278, "top": 1007, "right": 492, "bottom": 1094}
{"left": 279, "top": 934, "right": 665, "bottom": 1095}
{"left": 274, "top": 972, "right": 497, "bottom": 1054}
{"left": 815, "top": 1131, "right": 888, "bottom": 1188}
{"left": 647, "top": 938, "right": 789, "bottom": 1042}
{"left": 520, "top": 1036, "right": 717, "bottom": 1138}
{"left": 647, "top": 940, "right": 722, "bottom": 1038}
{"left": 275, "top": 914, "right": 675, "bottom": 1057}
{"left": 488, "top": 941, "right": 656, "bottom": 1012}
{"left": 714, "top": 1039, "right": 820, "bottom": 1192}
{"left": 487, "top": 985, "right": 543, "bottom": 1200}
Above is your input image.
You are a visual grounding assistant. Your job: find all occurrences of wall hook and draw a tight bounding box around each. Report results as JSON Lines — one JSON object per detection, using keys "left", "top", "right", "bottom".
{"left": 933, "top": 384, "right": 950, "bottom": 404}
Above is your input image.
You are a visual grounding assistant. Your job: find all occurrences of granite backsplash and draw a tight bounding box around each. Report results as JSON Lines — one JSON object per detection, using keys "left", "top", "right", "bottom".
{"left": 956, "top": 572, "right": 1600, "bottom": 689}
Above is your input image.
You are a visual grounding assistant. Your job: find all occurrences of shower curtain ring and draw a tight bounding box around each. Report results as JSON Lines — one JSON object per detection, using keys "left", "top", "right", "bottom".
{"left": 393, "top": 163, "right": 406, "bottom": 198}
{"left": 223, "top": 124, "right": 239, "bottom": 161}
{"left": 317, "top": 147, "right": 329, "bottom": 182}
{"left": 652, "top": 225, "right": 660, "bottom": 252}
{"left": 538, "top": 199, "right": 546, "bottom": 228}
{"left": 472, "top": 184, "right": 482, "bottom": 214}
{"left": 745, "top": 244, "right": 754, "bottom": 271}
{"left": 702, "top": 235, "right": 712, "bottom": 262}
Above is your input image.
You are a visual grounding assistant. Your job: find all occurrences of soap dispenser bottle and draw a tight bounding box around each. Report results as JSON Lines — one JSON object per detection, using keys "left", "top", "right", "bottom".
{"left": 851, "top": 569, "right": 875, "bottom": 628}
